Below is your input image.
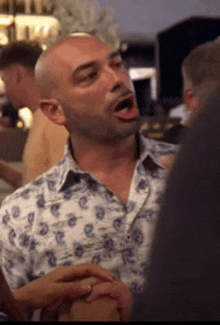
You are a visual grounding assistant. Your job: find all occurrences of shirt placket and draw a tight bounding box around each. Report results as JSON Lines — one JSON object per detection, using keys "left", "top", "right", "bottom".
{"left": 125, "top": 162, "right": 150, "bottom": 232}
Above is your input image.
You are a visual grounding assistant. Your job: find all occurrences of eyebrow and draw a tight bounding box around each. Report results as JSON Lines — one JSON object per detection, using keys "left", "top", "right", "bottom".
{"left": 109, "top": 51, "right": 121, "bottom": 60}
{"left": 72, "top": 51, "right": 122, "bottom": 79}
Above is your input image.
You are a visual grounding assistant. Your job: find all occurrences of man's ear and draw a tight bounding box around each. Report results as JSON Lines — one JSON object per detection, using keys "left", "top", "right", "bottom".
{"left": 184, "top": 87, "right": 199, "bottom": 127}
{"left": 40, "top": 99, "right": 67, "bottom": 126}
{"left": 184, "top": 87, "right": 197, "bottom": 113}
{"left": 8, "top": 65, "right": 22, "bottom": 85}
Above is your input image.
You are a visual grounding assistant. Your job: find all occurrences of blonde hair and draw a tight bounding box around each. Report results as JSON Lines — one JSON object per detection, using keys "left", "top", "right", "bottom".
{"left": 182, "top": 41, "right": 220, "bottom": 104}
{"left": 45, "top": 0, "right": 121, "bottom": 51}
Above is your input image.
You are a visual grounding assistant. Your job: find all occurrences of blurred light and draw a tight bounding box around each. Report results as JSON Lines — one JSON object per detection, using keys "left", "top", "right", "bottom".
{"left": 15, "top": 14, "right": 60, "bottom": 41}
{"left": 129, "top": 68, "right": 156, "bottom": 80}
{"left": 0, "top": 14, "right": 14, "bottom": 26}
{"left": 0, "top": 78, "right": 5, "bottom": 94}
{"left": 0, "top": 31, "right": 8, "bottom": 45}
{"left": 0, "top": 14, "right": 14, "bottom": 45}
{"left": 129, "top": 67, "right": 157, "bottom": 99}
{"left": 17, "top": 120, "right": 24, "bottom": 129}
{"left": 18, "top": 107, "right": 33, "bottom": 129}
{"left": 121, "top": 42, "right": 128, "bottom": 52}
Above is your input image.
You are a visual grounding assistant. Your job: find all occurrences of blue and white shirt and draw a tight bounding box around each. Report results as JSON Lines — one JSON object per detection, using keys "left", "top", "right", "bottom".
{"left": 0, "top": 134, "right": 178, "bottom": 294}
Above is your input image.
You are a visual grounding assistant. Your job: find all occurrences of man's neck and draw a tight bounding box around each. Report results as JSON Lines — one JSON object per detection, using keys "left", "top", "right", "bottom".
{"left": 24, "top": 92, "right": 40, "bottom": 113}
{"left": 70, "top": 134, "right": 138, "bottom": 174}
{"left": 22, "top": 79, "right": 41, "bottom": 113}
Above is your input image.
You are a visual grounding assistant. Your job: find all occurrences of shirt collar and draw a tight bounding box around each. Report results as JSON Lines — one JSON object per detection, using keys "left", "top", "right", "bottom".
{"left": 57, "top": 134, "right": 178, "bottom": 192}
{"left": 136, "top": 133, "right": 177, "bottom": 169}
{"left": 57, "top": 137, "right": 85, "bottom": 191}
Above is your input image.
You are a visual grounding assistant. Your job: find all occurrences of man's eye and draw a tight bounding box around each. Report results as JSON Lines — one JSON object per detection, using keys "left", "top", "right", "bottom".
{"left": 113, "top": 61, "right": 126, "bottom": 70}
{"left": 80, "top": 72, "right": 97, "bottom": 83}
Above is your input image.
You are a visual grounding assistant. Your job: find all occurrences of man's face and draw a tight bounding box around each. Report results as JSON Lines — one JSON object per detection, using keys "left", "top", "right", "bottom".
{"left": 52, "top": 37, "right": 140, "bottom": 143}
{"left": 0, "top": 67, "right": 22, "bottom": 109}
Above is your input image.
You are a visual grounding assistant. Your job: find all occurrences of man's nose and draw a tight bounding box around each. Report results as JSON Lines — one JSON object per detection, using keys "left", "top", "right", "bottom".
{"left": 104, "top": 67, "right": 125, "bottom": 93}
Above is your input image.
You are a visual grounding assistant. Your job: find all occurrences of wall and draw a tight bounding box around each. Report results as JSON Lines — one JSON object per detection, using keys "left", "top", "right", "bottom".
{"left": 95, "top": 0, "right": 220, "bottom": 41}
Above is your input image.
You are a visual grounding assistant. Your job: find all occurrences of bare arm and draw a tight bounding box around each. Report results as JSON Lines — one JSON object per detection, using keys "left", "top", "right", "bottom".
{"left": 23, "top": 113, "right": 68, "bottom": 184}
{"left": 0, "top": 159, "right": 22, "bottom": 189}
{"left": 45, "top": 119, "right": 68, "bottom": 167}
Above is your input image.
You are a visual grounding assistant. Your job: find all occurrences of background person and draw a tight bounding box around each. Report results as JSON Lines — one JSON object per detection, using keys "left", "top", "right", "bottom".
{"left": 164, "top": 40, "right": 220, "bottom": 144}
{"left": 0, "top": 40, "right": 68, "bottom": 188}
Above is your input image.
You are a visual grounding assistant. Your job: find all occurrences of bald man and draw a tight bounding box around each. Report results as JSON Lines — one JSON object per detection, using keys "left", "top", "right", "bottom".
{"left": 0, "top": 34, "right": 177, "bottom": 320}
{"left": 0, "top": 41, "right": 68, "bottom": 189}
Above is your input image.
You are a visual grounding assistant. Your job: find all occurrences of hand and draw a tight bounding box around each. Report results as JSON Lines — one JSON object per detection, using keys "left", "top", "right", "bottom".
{"left": 40, "top": 276, "right": 118, "bottom": 322}
{"left": 40, "top": 278, "right": 133, "bottom": 322}
{"left": 13, "top": 263, "right": 116, "bottom": 314}
{"left": 43, "top": 297, "right": 120, "bottom": 322}
{"left": 86, "top": 279, "right": 133, "bottom": 321}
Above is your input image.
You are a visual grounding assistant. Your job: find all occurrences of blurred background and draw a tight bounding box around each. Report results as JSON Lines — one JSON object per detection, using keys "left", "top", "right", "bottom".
{"left": 0, "top": 0, "right": 220, "bottom": 200}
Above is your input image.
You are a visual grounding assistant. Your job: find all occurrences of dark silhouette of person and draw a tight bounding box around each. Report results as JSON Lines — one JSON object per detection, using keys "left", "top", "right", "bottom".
{"left": 132, "top": 88, "right": 220, "bottom": 321}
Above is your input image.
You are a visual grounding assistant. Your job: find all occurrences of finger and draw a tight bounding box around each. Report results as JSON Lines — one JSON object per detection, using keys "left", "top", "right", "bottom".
{"left": 40, "top": 298, "right": 63, "bottom": 322}
{"left": 80, "top": 276, "right": 103, "bottom": 288}
{"left": 59, "top": 277, "right": 103, "bottom": 302}
{"left": 57, "top": 302, "right": 72, "bottom": 322}
{"left": 53, "top": 281, "right": 92, "bottom": 301}
{"left": 86, "top": 282, "right": 116, "bottom": 301}
{"left": 48, "top": 264, "right": 116, "bottom": 283}
{"left": 86, "top": 281, "right": 133, "bottom": 321}
{"left": 28, "top": 282, "right": 92, "bottom": 310}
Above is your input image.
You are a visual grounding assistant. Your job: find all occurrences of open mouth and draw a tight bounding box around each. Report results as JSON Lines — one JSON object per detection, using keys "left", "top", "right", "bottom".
{"left": 114, "top": 97, "right": 133, "bottom": 113}
{"left": 112, "top": 95, "right": 138, "bottom": 121}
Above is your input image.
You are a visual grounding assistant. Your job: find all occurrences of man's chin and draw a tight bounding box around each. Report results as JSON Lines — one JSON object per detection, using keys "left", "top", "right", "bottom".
{"left": 109, "top": 120, "right": 141, "bottom": 141}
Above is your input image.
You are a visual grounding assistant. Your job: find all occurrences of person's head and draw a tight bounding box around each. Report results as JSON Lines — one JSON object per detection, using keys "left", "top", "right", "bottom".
{"left": 0, "top": 40, "right": 43, "bottom": 109}
{"left": 35, "top": 35, "right": 140, "bottom": 145}
{"left": 182, "top": 40, "right": 220, "bottom": 126}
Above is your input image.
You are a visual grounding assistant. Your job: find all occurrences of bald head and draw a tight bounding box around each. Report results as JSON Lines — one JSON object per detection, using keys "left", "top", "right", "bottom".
{"left": 35, "top": 34, "right": 96, "bottom": 99}
{"left": 35, "top": 34, "right": 137, "bottom": 142}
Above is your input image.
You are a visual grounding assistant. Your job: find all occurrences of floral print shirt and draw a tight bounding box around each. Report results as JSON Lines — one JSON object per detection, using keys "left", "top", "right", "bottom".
{"left": 0, "top": 134, "right": 178, "bottom": 294}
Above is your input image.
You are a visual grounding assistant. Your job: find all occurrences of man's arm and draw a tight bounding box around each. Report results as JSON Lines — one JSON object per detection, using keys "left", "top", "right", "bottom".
{"left": 44, "top": 119, "right": 69, "bottom": 167}
{"left": 0, "top": 159, "right": 22, "bottom": 189}
{"left": 22, "top": 114, "right": 68, "bottom": 184}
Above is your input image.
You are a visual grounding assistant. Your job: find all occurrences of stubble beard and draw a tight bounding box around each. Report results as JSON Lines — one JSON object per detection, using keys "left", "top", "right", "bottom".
{"left": 62, "top": 99, "right": 141, "bottom": 145}
{"left": 75, "top": 115, "right": 141, "bottom": 146}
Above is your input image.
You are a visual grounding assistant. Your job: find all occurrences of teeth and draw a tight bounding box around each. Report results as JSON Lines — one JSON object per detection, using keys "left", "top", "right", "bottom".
{"left": 118, "top": 107, "right": 130, "bottom": 113}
